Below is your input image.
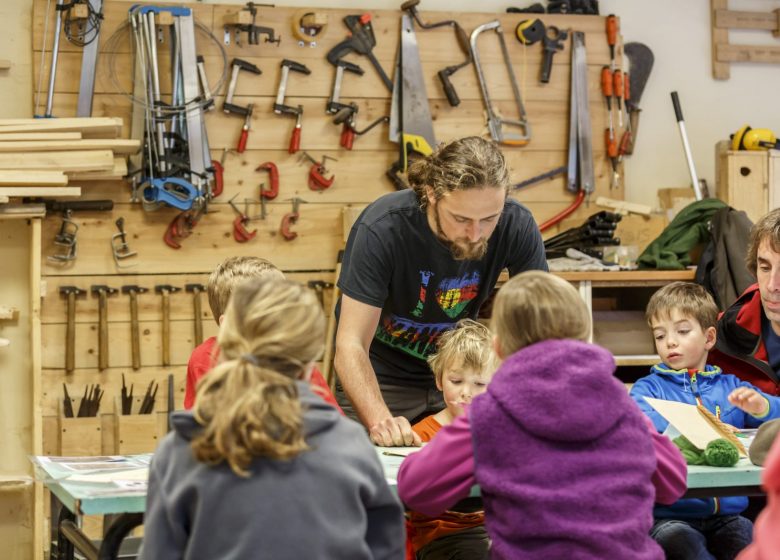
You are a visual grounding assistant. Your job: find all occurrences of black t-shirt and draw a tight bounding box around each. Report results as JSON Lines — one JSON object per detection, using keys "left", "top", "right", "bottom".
{"left": 338, "top": 189, "right": 548, "bottom": 389}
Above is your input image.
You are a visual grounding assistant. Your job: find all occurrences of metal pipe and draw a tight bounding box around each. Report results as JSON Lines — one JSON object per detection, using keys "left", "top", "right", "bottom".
{"left": 671, "top": 91, "right": 703, "bottom": 201}
{"left": 44, "top": 0, "right": 65, "bottom": 117}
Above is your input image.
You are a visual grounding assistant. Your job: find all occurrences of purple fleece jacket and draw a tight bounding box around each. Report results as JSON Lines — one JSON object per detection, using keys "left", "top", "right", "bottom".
{"left": 398, "top": 339, "right": 688, "bottom": 560}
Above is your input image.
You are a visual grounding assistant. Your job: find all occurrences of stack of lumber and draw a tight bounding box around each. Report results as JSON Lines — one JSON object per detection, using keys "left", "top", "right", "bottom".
{"left": 0, "top": 117, "right": 138, "bottom": 200}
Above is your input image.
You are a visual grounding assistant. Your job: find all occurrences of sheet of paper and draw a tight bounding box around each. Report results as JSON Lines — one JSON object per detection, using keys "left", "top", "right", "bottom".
{"left": 644, "top": 397, "right": 726, "bottom": 451}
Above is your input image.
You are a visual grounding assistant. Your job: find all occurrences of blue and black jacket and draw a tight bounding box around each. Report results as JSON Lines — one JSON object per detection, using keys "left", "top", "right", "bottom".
{"left": 630, "top": 363, "right": 780, "bottom": 519}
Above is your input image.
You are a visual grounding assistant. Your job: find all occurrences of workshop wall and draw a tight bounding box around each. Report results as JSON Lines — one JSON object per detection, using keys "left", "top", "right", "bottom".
{"left": 32, "top": 0, "right": 620, "bottom": 463}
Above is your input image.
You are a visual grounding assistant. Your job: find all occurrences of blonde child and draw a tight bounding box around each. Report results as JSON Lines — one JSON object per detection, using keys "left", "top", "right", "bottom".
{"left": 398, "top": 270, "right": 687, "bottom": 559}
{"left": 184, "top": 256, "right": 340, "bottom": 412}
{"left": 630, "top": 281, "right": 780, "bottom": 560}
{"left": 409, "top": 319, "right": 499, "bottom": 559}
{"left": 140, "top": 278, "right": 404, "bottom": 559}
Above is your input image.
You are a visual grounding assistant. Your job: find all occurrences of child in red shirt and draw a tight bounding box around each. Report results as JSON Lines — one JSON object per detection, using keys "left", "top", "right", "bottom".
{"left": 408, "top": 319, "right": 499, "bottom": 559}
{"left": 184, "top": 256, "right": 341, "bottom": 413}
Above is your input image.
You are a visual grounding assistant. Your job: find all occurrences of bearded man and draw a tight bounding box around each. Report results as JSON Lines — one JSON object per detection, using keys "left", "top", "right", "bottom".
{"left": 334, "top": 136, "right": 547, "bottom": 447}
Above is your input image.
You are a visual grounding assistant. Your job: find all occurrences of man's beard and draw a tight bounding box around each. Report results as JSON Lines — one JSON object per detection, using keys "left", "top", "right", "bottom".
{"left": 433, "top": 205, "right": 489, "bottom": 261}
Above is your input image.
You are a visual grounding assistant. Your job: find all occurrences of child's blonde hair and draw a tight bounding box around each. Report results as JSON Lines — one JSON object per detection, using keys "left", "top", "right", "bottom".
{"left": 192, "top": 277, "right": 325, "bottom": 476}
{"left": 645, "top": 281, "right": 718, "bottom": 330}
{"left": 207, "top": 256, "right": 284, "bottom": 322}
{"left": 491, "top": 271, "right": 591, "bottom": 357}
{"left": 427, "top": 319, "right": 499, "bottom": 384}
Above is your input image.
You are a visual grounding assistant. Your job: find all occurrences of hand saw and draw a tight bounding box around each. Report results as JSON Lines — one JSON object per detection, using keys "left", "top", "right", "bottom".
{"left": 387, "top": 13, "right": 437, "bottom": 189}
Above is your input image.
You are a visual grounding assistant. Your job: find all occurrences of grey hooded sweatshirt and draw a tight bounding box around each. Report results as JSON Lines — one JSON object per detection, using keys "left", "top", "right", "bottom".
{"left": 138, "top": 382, "right": 405, "bottom": 560}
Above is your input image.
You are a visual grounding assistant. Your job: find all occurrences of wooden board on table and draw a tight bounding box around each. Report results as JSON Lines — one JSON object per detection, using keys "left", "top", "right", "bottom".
{"left": 67, "top": 157, "right": 128, "bottom": 181}
{"left": 0, "top": 187, "right": 81, "bottom": 197}
{"left": 0, "top": 117, "right": 122, "bottom": 137}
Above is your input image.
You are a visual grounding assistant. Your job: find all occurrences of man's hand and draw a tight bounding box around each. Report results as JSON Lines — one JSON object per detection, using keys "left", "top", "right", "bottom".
{"left": 369, "top": 416, "right": 422, "bottom": 447}
{"left": 728, "top": 387, "right": 770, "bottom": 417}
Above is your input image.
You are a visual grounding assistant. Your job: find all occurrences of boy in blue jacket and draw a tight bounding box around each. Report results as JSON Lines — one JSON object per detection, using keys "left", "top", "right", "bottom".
{"left": 631, "top": 281, "right": 780, "bottom": 560}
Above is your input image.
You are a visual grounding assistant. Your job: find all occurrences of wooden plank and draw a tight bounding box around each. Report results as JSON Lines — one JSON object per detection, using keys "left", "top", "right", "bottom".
{"left": 0, "top": 59, "right": 11, "bottom": 70}
{"left": 0, "top": 132, "right": 82, "bottom": 141}
{"left": 0, "top": 187, "right": 81, "bottom": 197}
{"left": 42, "top": 319, "right": 219, "bottom": 369}
{"left": 0, "top": 139, "right": 140, "bottom": 155}
{"left": 30, "top": 218, "right": 44, "bottom": 560}
{"left": 41, "top": 272, "right": 335, "bottom": 324}
{"left": 0, "top": 150, "right": 114, "bottom": 171}
{"left": 0, "top": 171, "right": 68, "bottom": 187}
{"left": 714, "top": 9, "right": 776, "bottom": 30}
{"left": 712, "top": 0, "right": 731, "bottom": 80}
{"left": 67, "top": 157, "right": 128, "bottom": 181}
{"left": 41, "top": 202, "right": 345, "bottom": 276}
{"left": 0, "top": 117, "right": 122, "bottom": 137}
{"left": 716, "top": 43, "right": 780, "bottom": 63}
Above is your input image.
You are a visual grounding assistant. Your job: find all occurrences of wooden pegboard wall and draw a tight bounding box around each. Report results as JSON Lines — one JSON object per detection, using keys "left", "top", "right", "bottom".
{"left": 32, "top": 0, "right": 624, "bottom": 454}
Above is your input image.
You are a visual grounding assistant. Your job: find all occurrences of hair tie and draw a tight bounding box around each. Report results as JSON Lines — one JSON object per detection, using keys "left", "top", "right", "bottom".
{"left": 240, "top": 354, "right": 260, "bottom": 366}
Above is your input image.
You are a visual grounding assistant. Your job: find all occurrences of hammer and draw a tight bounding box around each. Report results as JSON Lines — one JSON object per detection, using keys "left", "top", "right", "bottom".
{"left": 186, "top": 284, "right": 206, "bottom": 347}
{"left": 59, "top": 286, "right": 86, "bottom": 373}
{"left": 91, "top": 285, "right": 117, "bottom": 371}
{"left": 155, "top": 285, "right": 181, "bottom": 367}
{"left": 122, "top": 285, "right": 148, "bottom": 370}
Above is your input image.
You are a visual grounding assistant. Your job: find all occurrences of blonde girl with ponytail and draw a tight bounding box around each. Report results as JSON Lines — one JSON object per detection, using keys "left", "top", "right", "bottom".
{"left": 140, "top": 277, "right": 405, "bottom": 560}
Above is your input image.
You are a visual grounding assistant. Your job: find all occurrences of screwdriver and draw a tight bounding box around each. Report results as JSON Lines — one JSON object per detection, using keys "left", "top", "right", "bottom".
{"left": 613, "top": 69, "right": 624, "bottom": 129}
{"left": 617, "top": 130, "right": 632, "bottom": 164}
{"left": 605, "top": 128, "right": 619, "bottom": 189}
{"left": 237, "top": 104, "right": 254, "bottom": 154}
{"left": 601, "top": 66, "right": 614, "bottom": 141}
{"left": 606, "top": 14, "right": 618, "bottom": 71}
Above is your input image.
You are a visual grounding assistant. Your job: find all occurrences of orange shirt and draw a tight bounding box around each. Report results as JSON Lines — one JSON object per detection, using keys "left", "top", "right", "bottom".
{"left": 408, "top": 414, "right": 484, "bottom": 552}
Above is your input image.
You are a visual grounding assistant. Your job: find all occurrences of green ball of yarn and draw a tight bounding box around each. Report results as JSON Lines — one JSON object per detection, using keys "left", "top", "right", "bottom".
{"left": 703, "top": 439, "right": 739, "bottom": 467}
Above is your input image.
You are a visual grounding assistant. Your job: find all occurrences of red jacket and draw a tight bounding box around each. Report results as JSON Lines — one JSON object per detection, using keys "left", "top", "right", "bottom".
{"left": 709, "top": 284, "right": 780, "bottom": 396}
{"left": 184, "top": 336, "right": 343, "bottom": 413}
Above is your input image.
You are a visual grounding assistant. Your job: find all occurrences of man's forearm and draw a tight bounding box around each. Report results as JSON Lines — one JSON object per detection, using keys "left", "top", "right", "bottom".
{"left": 335, "top": 343, "right": 392, "bottom": 427}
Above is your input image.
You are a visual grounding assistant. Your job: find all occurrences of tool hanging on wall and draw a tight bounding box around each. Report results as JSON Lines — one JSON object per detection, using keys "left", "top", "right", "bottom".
{"left": 257, "top": 161, "right": 279, "bottom": 200}
{"left": 120, "top": 374, "right": 133, "bottom": 415}
{"left": 544, "top": 211, "right": 622, "bottom": 259}
{"left": 122, "top": 285, "right": 147, "bottom": 370}
{"left": 223, "top": 2, "right": 280, "bottom": 47}
{"left": 515, "top": 18, "right": 545, "bottom": 45}
{"left": 731, "top": 125, "right": 780, "bottom": 151}
{"left": 387, "top": 12, "right": 437, "bottom": 190}
{"left": 139, "top": 380, "right": 158, "bottom": 414}
{"left": 299, "top": 152, "right": 336, "bottom": 191}
{"left": 127, "top": 5, "right": 214, "bottom": 213}
{"left": 196, "top": 55, "right": 215, "bottom": 111}
{"left": 91, "top": 285, "right": 117, "bottom": 371}
{"left": 228, "top": 194, "right": 258, "bottom": 243}
{"left": 163, "top": 206, "right": 205, "bottom": 249}
{"left": 37, "top": 0, "right": 104, "bottom": 118}
{"left": 539, "top": 31, "right": 593, "bottom": 232}
{"left": 671, "top": 91, "right": 703, "bottom": 201}
{"left": 155, "top": 285, "right": 181, "bottom": 367}
{"left": 185, "top": 284, "right": 206, "bottom": 346}
{"left": 623, "top": 42, "right": 654, "bottom": 155}
{"left": 606, "top": 14, "right": 618, "bottom": 71}
{"left": 48, "top": 210, "right": 79, "bottom": 264}
{"left": 470, "top": 20, "right": 531, "bottom": 146}
{"left": 44, "top": 199, "right": 114, "bottom": 264}
{"left": 62, "top": 384, "right": 75, "bottom": 418}
{"left": 223, "top": 59, "right": 262, "bottom": 153}
{"left": 400, "top": 0, "right": 471, "bottom": 107}
{"left": 326, "top": 60, "right": 388, "bottom": 150}
{"left": 540, "top": 26, "right": 568, "bottom": 84}
{"left": 60, "top": 286, "right": 86, "bottom": 374}
{"left": 327, "top": 13, "right": 393, "bottom": 92}
{"left": 75, "top": 384, "right": 103, "bottom": 417}
{"left": 111, "top": 217, "right": 137, "bottom": 269}
{"left": 280, "top": 197, "right": 306, "bottom": 240}
{"left": 274, "top": 59, "right": 312, "bottom": 154}
{"left": 291, "top": 9, "right": 328, "bottom": 48}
